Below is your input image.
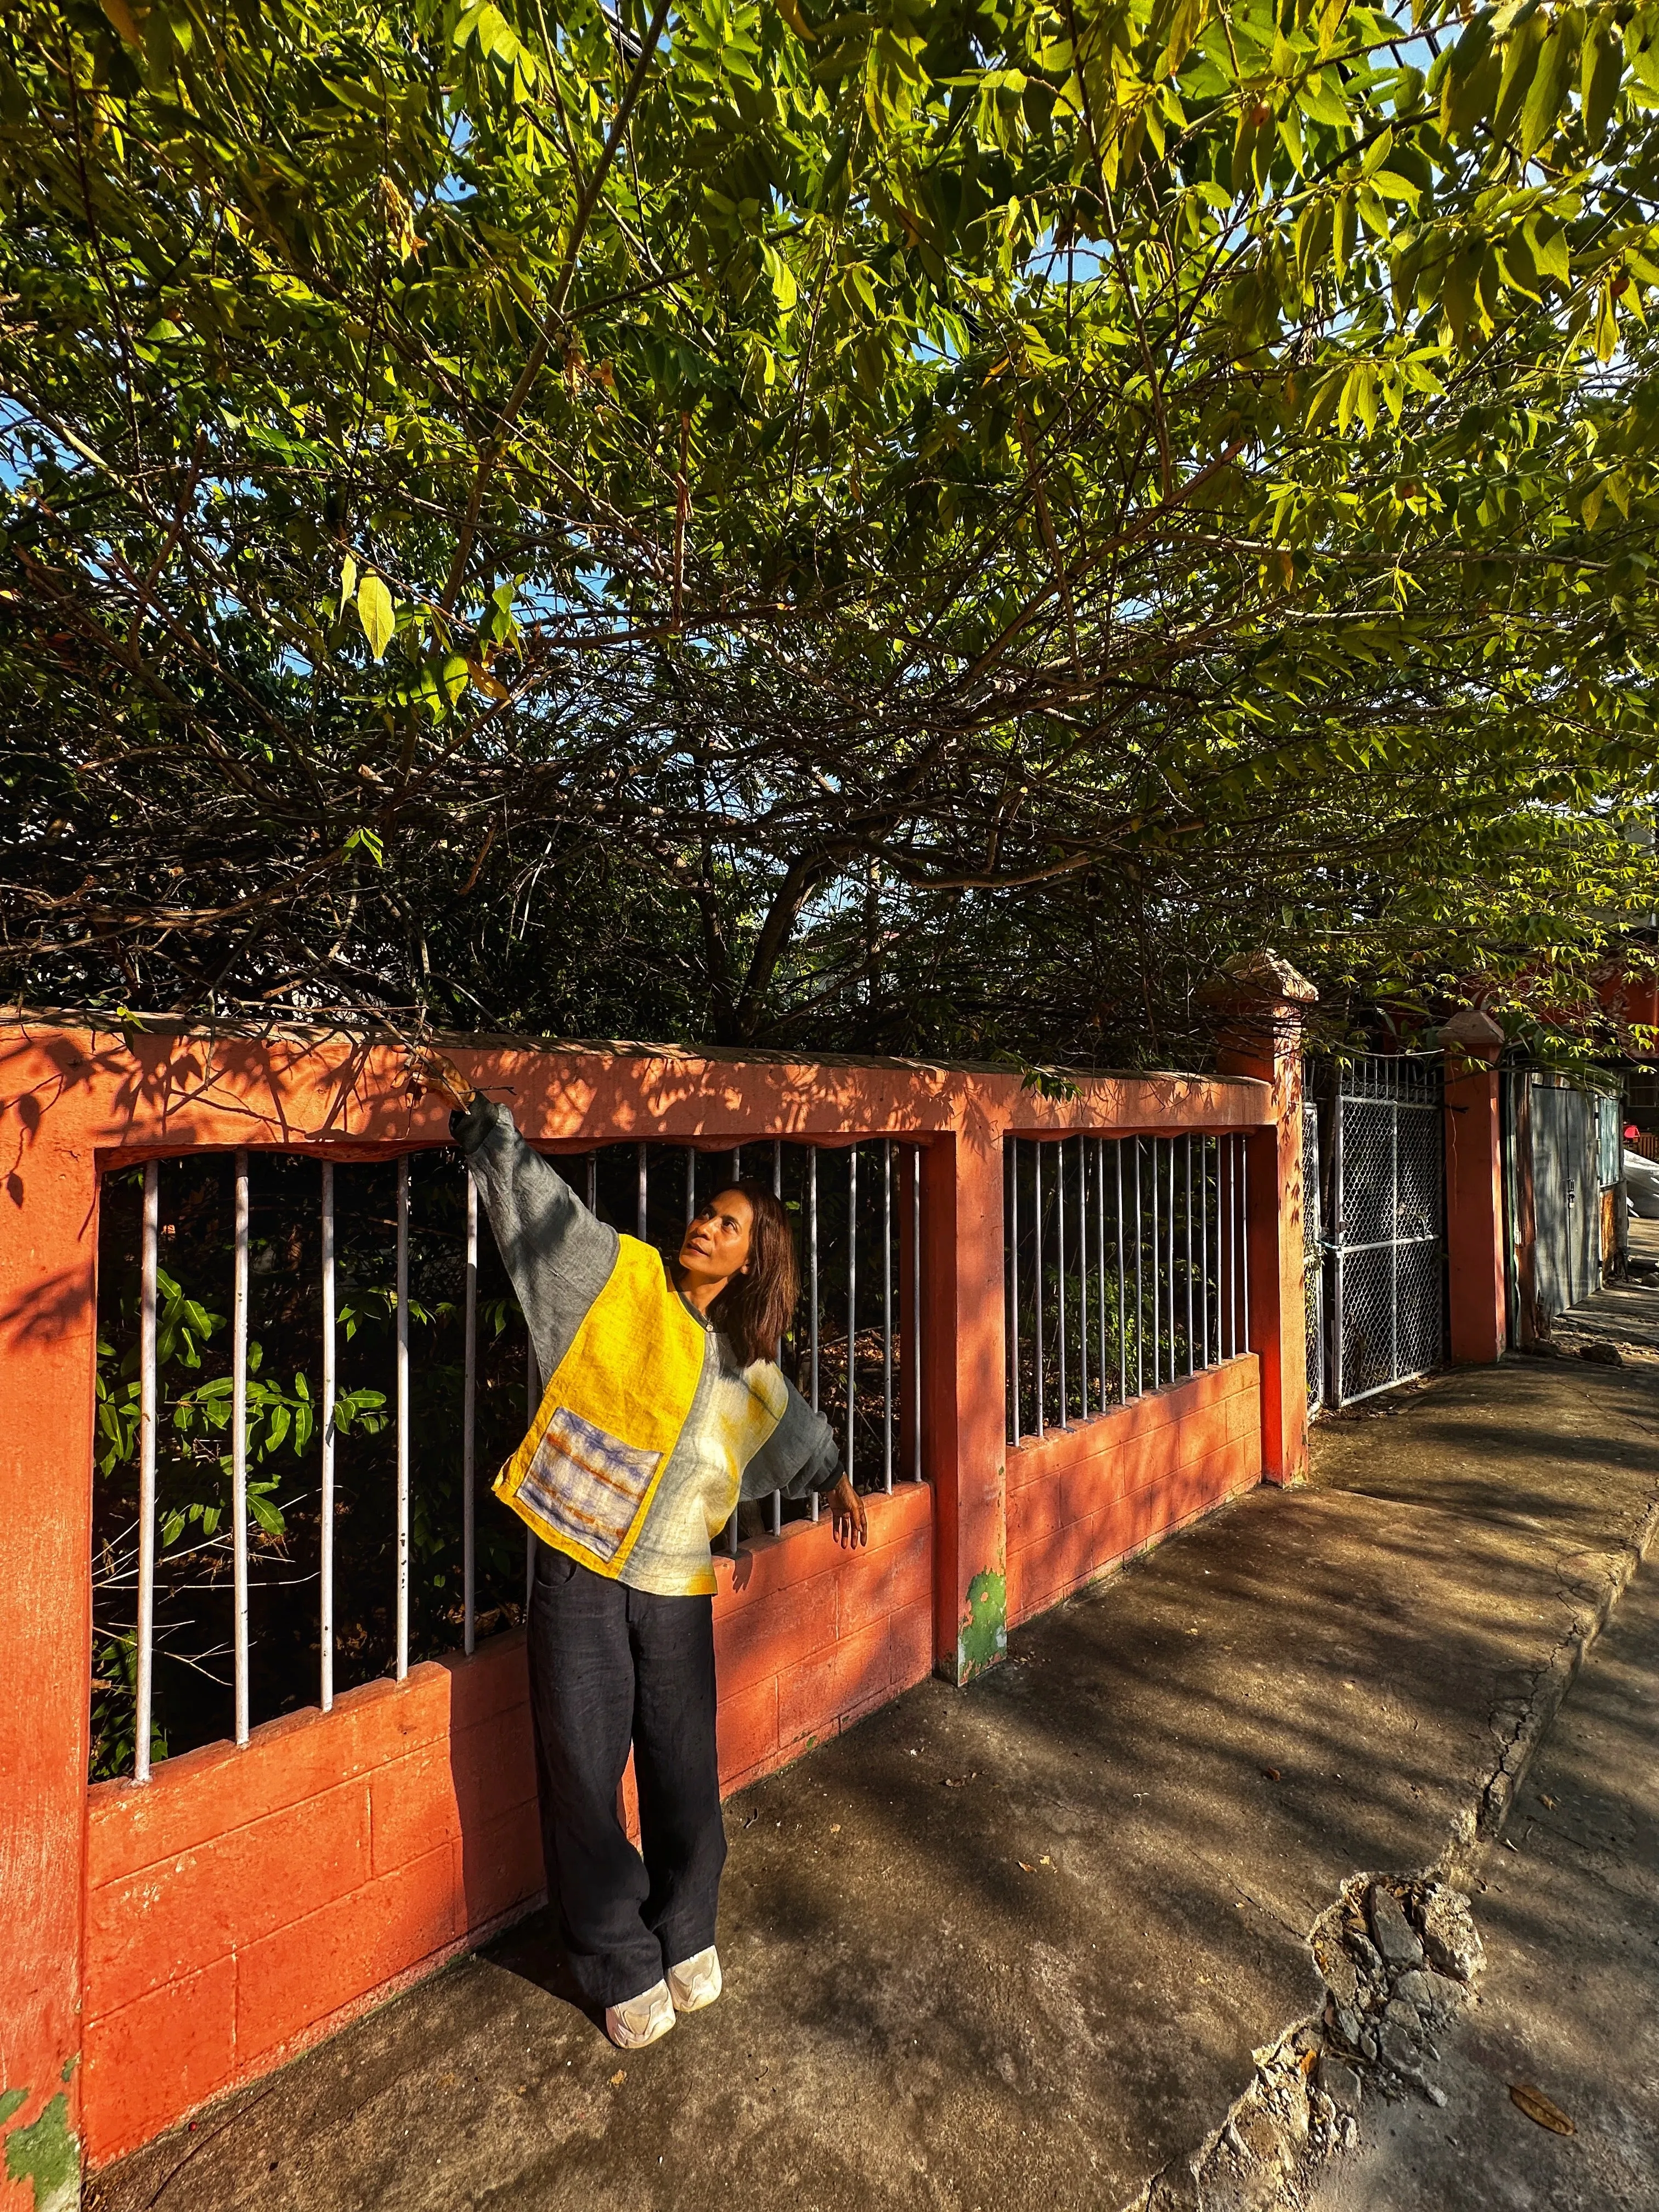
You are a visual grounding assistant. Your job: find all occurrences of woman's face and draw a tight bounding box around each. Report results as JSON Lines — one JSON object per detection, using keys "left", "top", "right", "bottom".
{"left": 676, "top": 1188, "right": 754, "bottom": 1293}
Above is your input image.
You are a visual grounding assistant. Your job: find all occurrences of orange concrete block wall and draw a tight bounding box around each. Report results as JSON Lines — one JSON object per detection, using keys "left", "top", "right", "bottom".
{"left": 80, "top": 1485, "right": 933, "bottom": 2167}
{"left": 1006, "top": 1358, "right": 1262, "bottom": 1627}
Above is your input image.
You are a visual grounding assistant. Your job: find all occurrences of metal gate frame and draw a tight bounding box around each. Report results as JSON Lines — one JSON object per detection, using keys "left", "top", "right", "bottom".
{"left": 1323, "top": 1053, "right": 1447, "bottom": 1407}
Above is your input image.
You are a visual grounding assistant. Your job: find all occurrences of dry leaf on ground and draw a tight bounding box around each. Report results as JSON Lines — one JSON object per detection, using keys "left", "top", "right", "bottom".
{"left": 1509, "top": 2084, "right": 1575, "bottom": 2135}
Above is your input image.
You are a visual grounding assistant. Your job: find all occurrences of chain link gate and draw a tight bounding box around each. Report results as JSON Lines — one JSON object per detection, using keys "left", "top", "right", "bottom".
{"left": 1303, "top": 1092, "right": 1323, "bottom": 1412}
{"left": 1315, "top": 1054, "right": 1446, "bottom": 1406}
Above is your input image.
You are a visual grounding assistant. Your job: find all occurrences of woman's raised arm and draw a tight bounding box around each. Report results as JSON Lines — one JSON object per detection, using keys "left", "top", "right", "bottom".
{"left": 413, "top": 1052, "right": 617, "bottom": 1387}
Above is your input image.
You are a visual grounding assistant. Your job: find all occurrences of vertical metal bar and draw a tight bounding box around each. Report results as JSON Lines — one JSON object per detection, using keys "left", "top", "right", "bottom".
{"left": 586, "top": 1153, "right": 597, "bottom": 1212}
{"left": 1008, "top": 1141, "right": 1021, "bottom": 1446}
{"left": 1150, "top": 1136, "right": 1160, "bottom": 1390}
{"left": 135, "top": 1161, "right": 159, "bottom": 1782}
{"left": 396, "top": 1155, "right": 410, "bottom": 1684}
{"left": 685, "top": 1146, "right": 696, "bottom": 1223}
{"left": 1200, "top": 1137, "right": 1211, "bottom": 1368}
{"left": 527, "top": 1335, "right": 539, "bottom": 1599}
{"left": 1034, "top": 1139, "right": 1046, "bottom": 1436}
{"left": 1184, "top": 1135, "right": 1194, "bottom": 1376}
{"left": 1057, "top": 1141, "right": 1068, "bottom": 1422}
{"left": 1076, "top": 1136, "right": 1088, "bottom": 1418}
{"left": 1167, "top": 1142, "right": 1176, "bottom": 1378}
{"left": 636, "top": 1142, "right": 648, "bottom": 1238}
{"left": 1242, "top": 1135, "right": 1252, "bottom": 1350}
{"left": 233, "top": 1150, "right": 251, "bottom": 1744}
{"left": 775, "top": 1144, "right": 790, "bottom": 1530}
{"left": 732, "top": 1144, "right": 742, "bottom": 1182}
{"left": 1096, "top": 1139, "right": 1108, "bottom": 1408}
{"left": 912, "top": 1143, "right": 922, "bottom": 1482}
{"left": 321, "top": 1163, "right": 336, "bottom": 1711}
{"left": 809, "top": 1148, "right": 821, "bottom": 1522}
{"left": 1226, "top": 1136, "right": 1238, "bottom": 1358}
{"left": 847, "top": 1146, "right": 859, "bottom": 1485}
{"left": 1141, "top": 1141, "right": 1150, "bottom": 1398}
{"left": 1115, "top": 1139, "right": 1127, "bottom": 1405}
{"left": 882, "top": 1139, "right": 893, "bottom": 1493}
{"left": 462, "top": 1171, "right": 477, "bottom": 1660}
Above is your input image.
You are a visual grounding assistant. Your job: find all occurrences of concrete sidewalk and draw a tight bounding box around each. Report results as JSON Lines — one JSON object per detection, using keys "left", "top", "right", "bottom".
{"left": 91, "top": 1349, "right": 1659, "bottom": 2212}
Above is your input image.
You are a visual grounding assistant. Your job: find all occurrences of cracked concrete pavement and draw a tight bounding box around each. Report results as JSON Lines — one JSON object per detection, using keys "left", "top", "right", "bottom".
{"left": 91, "top": 1320, "right": 1659, "bottom": 2212}
{"left": 1301, "top": 1528, "right": 1659, "bottom": 2211}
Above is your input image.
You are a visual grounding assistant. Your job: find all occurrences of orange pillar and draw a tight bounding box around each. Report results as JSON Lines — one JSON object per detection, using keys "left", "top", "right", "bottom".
{"left": 1443, "top": 1057, "right": 1507, "bottom": 1364}
{"left": 1, "top": 1032, "right": 100, "bottom": 2205}
{"left": 922, "top": 1125, "right": 1009, "bottom": 1683}
{"left": 1212, "top": 955, "right": 1316, "bottom": 1486}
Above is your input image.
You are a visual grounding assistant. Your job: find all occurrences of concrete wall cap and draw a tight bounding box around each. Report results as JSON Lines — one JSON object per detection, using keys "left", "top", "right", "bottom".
{"left": 1440, "top": 1007, "right": 1505, "bottom": 1058}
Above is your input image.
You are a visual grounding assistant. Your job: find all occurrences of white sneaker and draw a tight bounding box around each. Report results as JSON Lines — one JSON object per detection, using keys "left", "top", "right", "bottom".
{"left": 605, "top": 1980, "right": 676, "bottom": 2049}
{"left": 666, "top": 1945, "right": 723, "bottom": 2013}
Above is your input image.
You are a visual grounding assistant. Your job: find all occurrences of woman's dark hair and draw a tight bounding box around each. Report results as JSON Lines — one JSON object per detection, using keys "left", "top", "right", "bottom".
{"left": 712, "top": 1179, "right": 799, "bottom": 1366}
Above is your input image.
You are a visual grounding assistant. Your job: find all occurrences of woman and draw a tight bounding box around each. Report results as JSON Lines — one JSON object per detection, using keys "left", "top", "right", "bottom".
{"left": 416, "top": 1054, "right": 868, "bottom": 2050}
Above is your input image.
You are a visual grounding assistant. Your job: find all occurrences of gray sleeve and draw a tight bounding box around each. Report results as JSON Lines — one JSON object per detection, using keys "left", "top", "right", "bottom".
{"left": 738, "top": 1370, "right": 843, "bottom": 1502}
{"left": 452, "top": 1097, "right": 618, "bottom": 1387}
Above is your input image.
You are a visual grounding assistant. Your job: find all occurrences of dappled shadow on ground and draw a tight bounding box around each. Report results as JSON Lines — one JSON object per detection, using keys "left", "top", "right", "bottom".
{"left": 90, "top": 1356, "right": 1659, "bottom": 2212}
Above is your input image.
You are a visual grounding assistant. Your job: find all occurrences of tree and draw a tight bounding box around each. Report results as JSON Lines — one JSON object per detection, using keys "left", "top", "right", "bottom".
{"left": 3, "top": 0, "right": 1656, "bottom": 1063}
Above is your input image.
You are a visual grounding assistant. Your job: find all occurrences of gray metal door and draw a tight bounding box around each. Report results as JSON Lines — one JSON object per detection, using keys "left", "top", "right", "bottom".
{"left": 1530, "top": 1078, "right": 1601, "bottom": 1317}
{"left": 1327, "top": 1054, "right": 1446, "bottom": 1405}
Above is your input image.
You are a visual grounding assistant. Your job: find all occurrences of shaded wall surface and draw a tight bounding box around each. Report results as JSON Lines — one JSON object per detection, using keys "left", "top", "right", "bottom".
{"left": 0, "top": 1020, "right": 1290, "bottom": 2182}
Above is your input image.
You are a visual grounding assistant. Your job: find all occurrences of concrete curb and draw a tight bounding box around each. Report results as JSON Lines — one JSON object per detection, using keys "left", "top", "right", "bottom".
{"left": 1119, "top": 1476, "right": 1659, "bottom": 2212}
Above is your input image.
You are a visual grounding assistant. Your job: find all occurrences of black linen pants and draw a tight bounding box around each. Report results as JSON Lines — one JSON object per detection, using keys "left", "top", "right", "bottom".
{"left": 526, "top": 1542, "right": 726, "bottom": 2009}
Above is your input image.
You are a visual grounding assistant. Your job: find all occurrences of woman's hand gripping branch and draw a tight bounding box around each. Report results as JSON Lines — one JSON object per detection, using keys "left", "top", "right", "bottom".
{"left": 409, "top": 1047, "right": 476, "bottom": 1114}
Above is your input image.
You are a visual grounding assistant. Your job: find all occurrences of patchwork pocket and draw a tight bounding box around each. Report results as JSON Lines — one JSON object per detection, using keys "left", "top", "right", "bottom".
{"left": 516, "top": 1406, "right": 662, "bottom": 1564}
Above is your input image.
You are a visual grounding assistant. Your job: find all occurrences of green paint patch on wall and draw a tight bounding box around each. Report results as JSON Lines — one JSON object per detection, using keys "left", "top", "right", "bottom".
{"left": 4, "top": 2090, "right": 80, "bottom": 2212}
{"left": 957, "top": 1568, "right": 1007, "bottom": 1680}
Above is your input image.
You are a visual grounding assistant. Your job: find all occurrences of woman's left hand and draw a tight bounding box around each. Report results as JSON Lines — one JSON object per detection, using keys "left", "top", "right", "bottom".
{"left": 828, "top": 1475, "right": 868, "bottom": 1550}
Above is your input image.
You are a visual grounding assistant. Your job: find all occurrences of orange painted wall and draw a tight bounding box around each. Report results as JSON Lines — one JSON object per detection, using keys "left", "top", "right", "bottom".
{"left": 1005, "top": 1358, "right": 1262, "bottom": 1627}
{"left": 0, "top": 1018, "right": 1284, "bottom": 2187}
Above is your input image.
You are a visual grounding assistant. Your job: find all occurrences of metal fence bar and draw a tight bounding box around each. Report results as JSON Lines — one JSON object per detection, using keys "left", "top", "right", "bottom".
{"left": 1034, "top": 1139, "right": 1045, "bottom": 1436}
{"left": 134, "top": 1161, "right": 159, "bottom": 1783}
{"left": 911, "top": 1143, "right": 922, "bottom": 1482}
{"left": 1115, "top": 1139, "right": 1127, "bottom": 1405}
{"left": 1008, "top": 1140, "right": 1022, "bottom": 1446}
{"left": 1096, "top": 1139, "right": 1108, "bottom": 1409}
{"left": 847, "top": 1145, "right": 859, "bottom": 1483}
{"left": 1076, "top": 1137, "right": 1088, "bottom": 1418}
{"left": 321, "top": 1163, "right": 336, "bottom": 1711}
{"left": 1150, "top": 1136, "right": 1161, "bottom": 1391}
{"left": 1226, "top": 1136, "right": 1238, "bottom": 1358}
{"left": 684, "top": 1147, "right": 696, "bottom": 1223}
{"left": 1167, "top": 1141, "right": 1177, "bottom": 1375}
{"left": 233, "top": 1150, "right": 251, "bottom": 1744}
{"left": 882, "top": 1139, "right": 893, "bottom": 1494}
{"left": 636, "top": 1143, "right": 648, "bottom": 1237}
{"left": 1057, "top": 1139, "right": 1068, "bottom": 1423}
{"left": 809, "top": 1147, "right": 821, "bottom": 1522}
{"left": 461, "top": 1171, "right": 477, "bottom": 1661}
{"left": 586, "top": 1154, "right": 597, "bottom": 1212}
{"left": 395, "top": 1155, "right": 410, "bottom": 1683}
{"left": 1184, "top": 1136, "right": 1194, "bottom": 1378}
{"left": 1240, "top": 1135, "right": 1251, "bottom": 1350}
{"left": 772, "top": 1134, "right": 786, "bottom": 1533}
{"left": 1141, "top": 1141, "right": 1150, "bottom": 1398}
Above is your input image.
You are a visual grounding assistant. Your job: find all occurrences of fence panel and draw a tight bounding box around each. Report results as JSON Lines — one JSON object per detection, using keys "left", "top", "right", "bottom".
{"left": 1003, "top": 1133, "right": 1251, "bottom": 1444}
{"left": 95, "top": 1136, "right": 923, "bottom": 1782}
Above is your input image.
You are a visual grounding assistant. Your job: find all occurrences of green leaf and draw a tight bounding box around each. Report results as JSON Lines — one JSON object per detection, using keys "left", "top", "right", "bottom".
{"left": 1519, "top": 22, "right": 1576, "bottom": 160}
